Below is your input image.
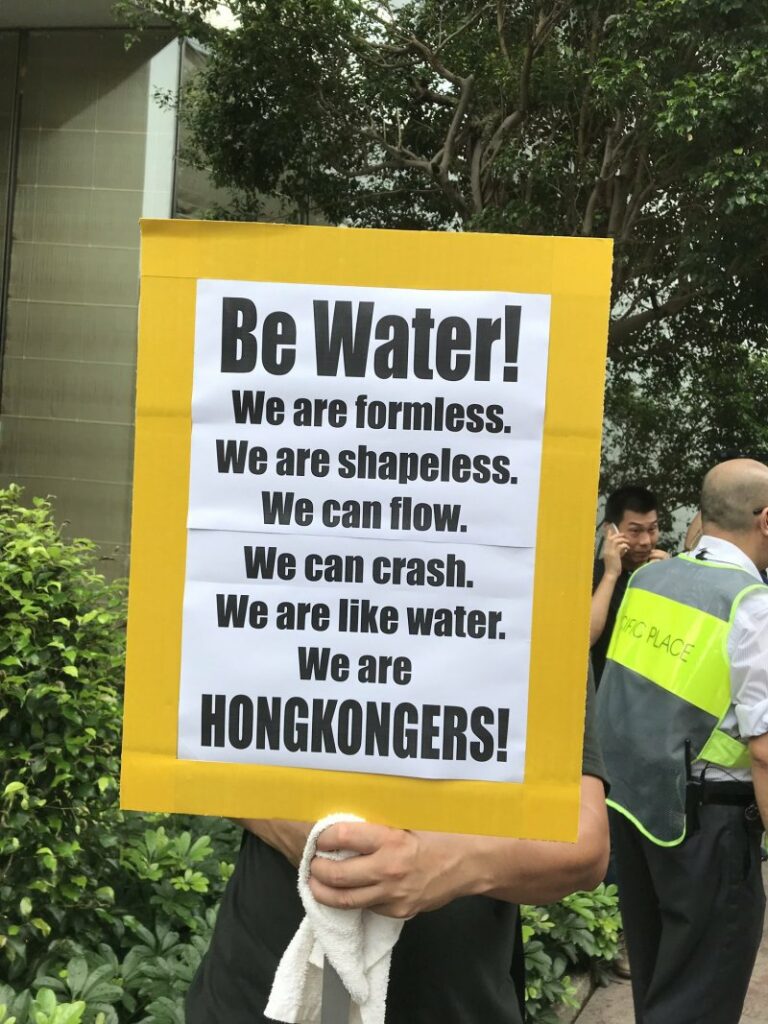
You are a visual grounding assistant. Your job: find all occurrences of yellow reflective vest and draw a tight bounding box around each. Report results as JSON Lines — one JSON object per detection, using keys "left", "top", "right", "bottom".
{"left": 596, "top": 554, "right": 763, "bottom": 845}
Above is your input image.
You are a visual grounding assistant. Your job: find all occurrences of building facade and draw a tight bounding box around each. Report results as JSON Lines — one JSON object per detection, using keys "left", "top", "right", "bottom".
{"left": 0, "top": 3, "right": 317, "bottom": 575}
{"left": 0, "top": 1, "right": 180, "bottom": 576}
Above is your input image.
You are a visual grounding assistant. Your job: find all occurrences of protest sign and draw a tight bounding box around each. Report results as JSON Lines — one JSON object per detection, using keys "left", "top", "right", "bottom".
{"left": 121, "top": 220, "right": 612, "bottom": 840}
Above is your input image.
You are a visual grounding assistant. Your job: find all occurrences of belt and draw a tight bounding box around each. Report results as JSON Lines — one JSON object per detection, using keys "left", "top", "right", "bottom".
{"left": 698, "top": 781, "right": 755, "bottom": 807}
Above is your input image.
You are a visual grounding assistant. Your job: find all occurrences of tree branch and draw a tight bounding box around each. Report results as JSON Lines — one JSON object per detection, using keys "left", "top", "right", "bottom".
{"left": 406, "top": 34, "right": 464, "bottom": 87}
{"left": 362, "top": 124, "right": 471, "bottom": 219}
{"left": 480, "top": 2, "right": 573, "bottom": 183}
{"left": 581, "top": 110, "right": 624, "bottom": 235}
{"left": 439, "top": 74, "right": 475, "bottom": 180}
{"left": 479, "top": 44, "right": 533, "bottom": 177}
{"left": 576, "top": 7, "right": 603, "bottom": 165}
{"left": 620, "top": 162, "right": 655, "bottom": 243}
{"left": 410, "top": 80, "right": 458, "bottom": 109}
{"left": 609, "top": 291, "right": 695, "bottom": 346}
{"left": 533, "top": 0, "right": 575, "bottom": 52}
{"left": 496, "top": 0, "right": 513, "bottom": 68}
{"left": 433, "top": 6, "right": 489, "bottom": 57}
{"left": 469, "top": 137, "right": 484, "bottom": 213}
{"left": 362, "top": 128, "right": 432, "bottom": 173}
{"left": 608, "top": 161, "right": 631, "bottom": 236}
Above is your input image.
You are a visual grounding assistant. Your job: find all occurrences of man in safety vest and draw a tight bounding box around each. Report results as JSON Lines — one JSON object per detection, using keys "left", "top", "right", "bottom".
{"left": 597, "top": 458, "right": 768, "bottom": 1024}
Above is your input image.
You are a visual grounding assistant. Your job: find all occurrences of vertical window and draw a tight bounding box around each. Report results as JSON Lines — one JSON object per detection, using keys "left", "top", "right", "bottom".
{"left": 0, "top": 33, "right": 20, "bottom": 321}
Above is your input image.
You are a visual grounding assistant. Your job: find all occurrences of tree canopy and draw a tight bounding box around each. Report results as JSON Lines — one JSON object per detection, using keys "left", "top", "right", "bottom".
{"left": 124, "top": 0, "right": 768, "bottom": 511}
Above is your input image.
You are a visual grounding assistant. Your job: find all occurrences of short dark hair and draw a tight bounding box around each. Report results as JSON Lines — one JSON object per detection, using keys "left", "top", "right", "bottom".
{"left": 604, "top": 485, "right": 658, "bottom": 526}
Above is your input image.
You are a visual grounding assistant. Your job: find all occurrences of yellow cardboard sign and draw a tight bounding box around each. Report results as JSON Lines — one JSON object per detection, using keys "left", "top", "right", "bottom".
{"left": 120, "top": 220, "right": 611, "bottom": 840}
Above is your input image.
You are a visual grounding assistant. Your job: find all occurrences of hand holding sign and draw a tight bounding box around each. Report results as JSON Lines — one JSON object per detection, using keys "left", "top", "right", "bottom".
{"left": 309, "top": 821, "right": 466, "bottom": 918}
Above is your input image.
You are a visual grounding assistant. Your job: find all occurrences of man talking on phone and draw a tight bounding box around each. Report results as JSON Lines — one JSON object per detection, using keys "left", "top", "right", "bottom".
{"left": 590, "top": 486, "right": 668, "bottom": 686}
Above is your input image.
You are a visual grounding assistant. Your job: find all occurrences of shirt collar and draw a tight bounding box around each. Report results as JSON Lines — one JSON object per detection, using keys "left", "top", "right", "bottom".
{"left": 691, "top": 534, "right": 763, "bottom": 582}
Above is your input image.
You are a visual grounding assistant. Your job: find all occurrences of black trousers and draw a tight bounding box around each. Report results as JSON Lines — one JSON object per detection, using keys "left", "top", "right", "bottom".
{"left": 611, "top": 805, "right": 765, "bottom": 1024}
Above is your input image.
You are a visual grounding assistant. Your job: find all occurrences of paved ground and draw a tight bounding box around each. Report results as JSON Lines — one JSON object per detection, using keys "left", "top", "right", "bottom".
{"left": 577, "top": 863, "right": 768, "bottom": 1023}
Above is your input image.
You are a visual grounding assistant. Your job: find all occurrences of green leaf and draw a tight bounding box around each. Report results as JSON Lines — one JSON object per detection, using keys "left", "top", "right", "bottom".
{"left": 64, "top": 957, "right": 88, "bottom": 997}
{"left": 34, "top": 989, "right": 57, "bottom": 1015}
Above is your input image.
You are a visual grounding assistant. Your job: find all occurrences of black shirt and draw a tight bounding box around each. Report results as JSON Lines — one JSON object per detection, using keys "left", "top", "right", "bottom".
{"left": 185, "top": 679, "right": 607, "bottom": 1024}
{"left": 590, "top": 559, "right": 631, "bottom": 686}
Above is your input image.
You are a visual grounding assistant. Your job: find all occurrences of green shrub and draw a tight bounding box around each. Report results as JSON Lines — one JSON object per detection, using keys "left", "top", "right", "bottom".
{"left": 522, "top": 884, "right": 621, "bottom": 1022}
{"left": 0, "top": 487, "right": 237, "bottom": 988}
{"left": 0, "top": 487, "right": 240, "bottom": 1019}
{"left": 114, "top": 817, "right": 235, "bottom": 933}
{"left": 29, "top": 912, "right": 215, "bottom": 1024}
{"left": 0, "top": 986, "right": 93, "bottom": 1024}
{"left": 0, "top": 903, "right": 219, "bottom": 1022}
{"left": 0, "top": 487, "right": 126, "bottom": 978}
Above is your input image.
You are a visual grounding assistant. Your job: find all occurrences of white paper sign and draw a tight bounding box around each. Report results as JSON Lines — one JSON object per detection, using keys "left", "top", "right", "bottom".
{"left": 178, "top": 280, "right": 551, "bottom": 782}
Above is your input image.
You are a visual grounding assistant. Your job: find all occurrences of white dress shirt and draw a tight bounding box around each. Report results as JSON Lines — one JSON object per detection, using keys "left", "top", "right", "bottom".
{"left": 691, "top": 535, "right": 768, "bottom": 782}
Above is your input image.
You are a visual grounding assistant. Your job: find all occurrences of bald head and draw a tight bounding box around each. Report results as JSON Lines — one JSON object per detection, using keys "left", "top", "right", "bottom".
{"left": 700, "top": 459, "right": 768, "bottom": 533}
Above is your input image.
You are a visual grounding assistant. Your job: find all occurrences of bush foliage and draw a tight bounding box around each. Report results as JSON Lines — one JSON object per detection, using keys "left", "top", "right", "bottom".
{"left": 0, "top": 486, "right": 126, "bottom": 972}
{"left": 522, "top": 886, "right": 621, "bottom": 1022}
{"left": 0, "top": 487, "right": 239, "bottom": 1021}
{"left": 0, "top": 486, "right": 617, "bottom": 1021}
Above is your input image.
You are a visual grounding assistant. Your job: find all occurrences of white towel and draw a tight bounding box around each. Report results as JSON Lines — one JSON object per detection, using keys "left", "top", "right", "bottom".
{"left": 264, "top": 813, "right": 404, "bottom": 1024}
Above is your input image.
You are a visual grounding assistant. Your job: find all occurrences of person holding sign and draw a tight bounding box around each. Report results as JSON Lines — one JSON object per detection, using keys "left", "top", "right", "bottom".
{"left": 184, "top": 675, "right": 608, "bottom": 1024}
{"left": 120, "top": 221, "right": 616, "bottom": 1024}
{"left": 597, "top": 459, "right": 768, "bottom": 1024}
